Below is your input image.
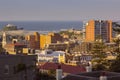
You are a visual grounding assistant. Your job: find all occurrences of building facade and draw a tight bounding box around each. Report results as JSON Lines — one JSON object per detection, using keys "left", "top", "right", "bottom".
{"left": 85, "top": 20, "right": 112, "bottom": 42}
{"left": 25, "top": 32, "right": 40, "bottom": 49}
{"left": 40, "top": 32, "right": 63, "bottom": 49}
{"left": 0, "top": 54, "right": 37, "bottom": 80}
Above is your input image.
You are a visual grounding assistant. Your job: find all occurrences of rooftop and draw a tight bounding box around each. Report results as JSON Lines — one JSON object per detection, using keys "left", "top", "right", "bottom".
{"left": 39, "top": 62, "right": 86, "bottom": 74}
{"left": 62, "top": 71, "right": 120, "bottom": 80}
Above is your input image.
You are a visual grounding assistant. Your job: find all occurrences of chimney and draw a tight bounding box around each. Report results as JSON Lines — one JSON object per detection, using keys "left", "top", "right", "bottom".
{"left": 99, "top": 72, "right": 107, "bottom": 80}
{"left": 85, "top": 62, "right": 92, "bottom": 72}
{"left": 56, "top": 64, "right": 62, "bottom": 80}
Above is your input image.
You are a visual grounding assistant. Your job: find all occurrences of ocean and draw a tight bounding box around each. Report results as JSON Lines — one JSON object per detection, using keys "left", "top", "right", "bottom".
{"left": 0, "top": 21, "right": 83, "bottom": 32}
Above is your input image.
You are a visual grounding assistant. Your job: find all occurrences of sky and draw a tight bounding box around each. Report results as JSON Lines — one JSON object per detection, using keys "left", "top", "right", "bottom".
{"left": 0, "top": 0, "right": 120, "bottom": 21}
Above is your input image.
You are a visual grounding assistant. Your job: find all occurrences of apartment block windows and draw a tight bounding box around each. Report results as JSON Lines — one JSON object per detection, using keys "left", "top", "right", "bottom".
{"left": 4, "top": 65, "right": 9, "bottom": 74}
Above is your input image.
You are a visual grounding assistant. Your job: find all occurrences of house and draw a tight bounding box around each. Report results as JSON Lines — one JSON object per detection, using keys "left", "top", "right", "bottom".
{"left": 38, "top": 62, "right": 86, "bottom": 76}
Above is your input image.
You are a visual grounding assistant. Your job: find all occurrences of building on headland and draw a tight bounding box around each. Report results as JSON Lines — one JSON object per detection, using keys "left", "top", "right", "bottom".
{"left": 25, "top": 32, "right": 40, "bottom": 49}
{"left": 85, "top": 20, "right": 112, "bottom": 43}
{"left": 0, "top": 54, "right": 37, "bottom": 80}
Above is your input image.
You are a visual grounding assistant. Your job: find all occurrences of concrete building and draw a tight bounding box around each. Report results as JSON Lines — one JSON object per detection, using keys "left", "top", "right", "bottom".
{"left": 4, "top": 43, "right": 27, "bottom": 54}
{"left": 0, "top": 54, "right": 37, "bottom": 80}
{"left": 46, "top": 43, "right": 68, "bottom": 51}
{"left": 25, "top": 32, "right": 40, "bottom": 49}
{"left": 36, "top": 50, "right": 66, "bottom": 63}
{"left": 85, "top": 20, "right": 112, "bottom": 42}
{"left": 40, "top": 34, "right": 51, "bottom": 49}
{"left": 40, "top": 32, "right": 63, "bottom": 49}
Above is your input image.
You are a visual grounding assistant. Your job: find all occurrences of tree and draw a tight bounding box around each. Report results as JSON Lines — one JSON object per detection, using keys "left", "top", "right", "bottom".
{"left": 91, "top": 40, "right": 107, "bottom": 71}
{"left": 109, "top": 54, "right": 120, "bottom": 72}
{"left": 113, "top": 38, "right": 120, "bottom": 53}
{"left": 113, "top": 22, "right": 120, "bottom": 34}
{"left": 108, "top": 22, "right": 120, "bottom": 72}
{"left": 36, "top": 70, "right": 56, "bottom": 80}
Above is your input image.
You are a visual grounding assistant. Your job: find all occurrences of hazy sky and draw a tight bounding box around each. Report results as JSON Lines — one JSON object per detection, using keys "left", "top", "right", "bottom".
{"left": 0, "top": 0, "right": 120, "bottom": 21}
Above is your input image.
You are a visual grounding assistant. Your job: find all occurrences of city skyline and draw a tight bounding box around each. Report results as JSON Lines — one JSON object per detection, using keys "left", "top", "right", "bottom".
{"left": 0, "top": 0, "right": 120, "bottom": 21}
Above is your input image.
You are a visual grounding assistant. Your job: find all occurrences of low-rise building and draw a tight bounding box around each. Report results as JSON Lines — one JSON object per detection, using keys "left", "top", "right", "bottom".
{"left": 4, "top": 43, "right": 27, "bottom": 54}
{"left": 38, "top": 62, "right": 86, "bottom": 77}
{"left": 36, "top": 50, "right": 66, "bottom": 63}
{"left": 46, "top": 43, "right": 68, "bottom": 51}
{"left": 0, "top": 54, "right": 37, "bottom": 80}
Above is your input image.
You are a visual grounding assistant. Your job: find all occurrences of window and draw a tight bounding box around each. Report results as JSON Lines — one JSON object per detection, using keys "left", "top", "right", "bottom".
{"left": 4, "top": 65, "right": 9, "bottom": 74}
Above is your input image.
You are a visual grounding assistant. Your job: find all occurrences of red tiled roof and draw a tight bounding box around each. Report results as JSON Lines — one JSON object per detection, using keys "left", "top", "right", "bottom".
{"left": 14, "top": 43, "right": 26, "bottom": 46}
{"left": 39, "top": 62, "right": 86, "bottom": 74}
{"left": 5, "top": 43, "right": 26, "bottom": 46}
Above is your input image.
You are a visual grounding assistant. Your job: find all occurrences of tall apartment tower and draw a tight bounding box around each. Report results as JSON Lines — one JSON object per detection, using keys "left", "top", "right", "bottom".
{"left": 85, "top": 20, "right": 112, "bottom": 43}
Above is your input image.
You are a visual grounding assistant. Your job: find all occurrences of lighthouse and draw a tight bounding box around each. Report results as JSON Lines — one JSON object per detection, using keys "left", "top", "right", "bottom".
{"left": 2, "top": 32, "right": 7, "bottom": 48}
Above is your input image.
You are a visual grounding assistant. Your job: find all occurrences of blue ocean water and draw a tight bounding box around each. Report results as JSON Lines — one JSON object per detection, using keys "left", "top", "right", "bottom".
{"left": 0, "top": 21, "right": 83, "bottom": 31}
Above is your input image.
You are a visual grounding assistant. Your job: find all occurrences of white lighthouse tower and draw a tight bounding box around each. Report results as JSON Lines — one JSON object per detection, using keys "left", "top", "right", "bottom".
{"left": 2, "top": 32, "right": 7, "bottom": 48}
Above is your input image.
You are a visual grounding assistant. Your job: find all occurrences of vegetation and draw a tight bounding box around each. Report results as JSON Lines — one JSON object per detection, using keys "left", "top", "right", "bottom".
{"left": 108, "top": 22, "right": 120, "bottom": 72}
{"left": 36, "top": 70, "right": 56, "bottom": 80}
{"left": 59, "top": 31, "right": 74, "bottom": 38}
{"left": 91, "top": 39, "right": 107, "bottom": 71}
{"left": 109, "top": 54, "right": 120, "bottom": 72}
{"left": 113, "top": 22, "right": 120, "bottom": 34}
{"left": 2, "top": 24, "right": 23, "bottom": 31}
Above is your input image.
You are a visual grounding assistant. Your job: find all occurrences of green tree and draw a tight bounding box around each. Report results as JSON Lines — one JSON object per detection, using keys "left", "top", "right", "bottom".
{"left": 106, "top": 22, "right": 120, "bottom": 72}
{"left": 113, "top": 22, "right": 120, "bottom": 34}
{"left": 113, "top": 38, "right": 120, "bottom": 53}
{"left": 36, "top": 70, "right": 56, "bottom": 80}
{"left": 109, "top": 54, "right": 120, "bottom": 72}
{"left": 91, "top": 40, "right": 107, "bottom": 71}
